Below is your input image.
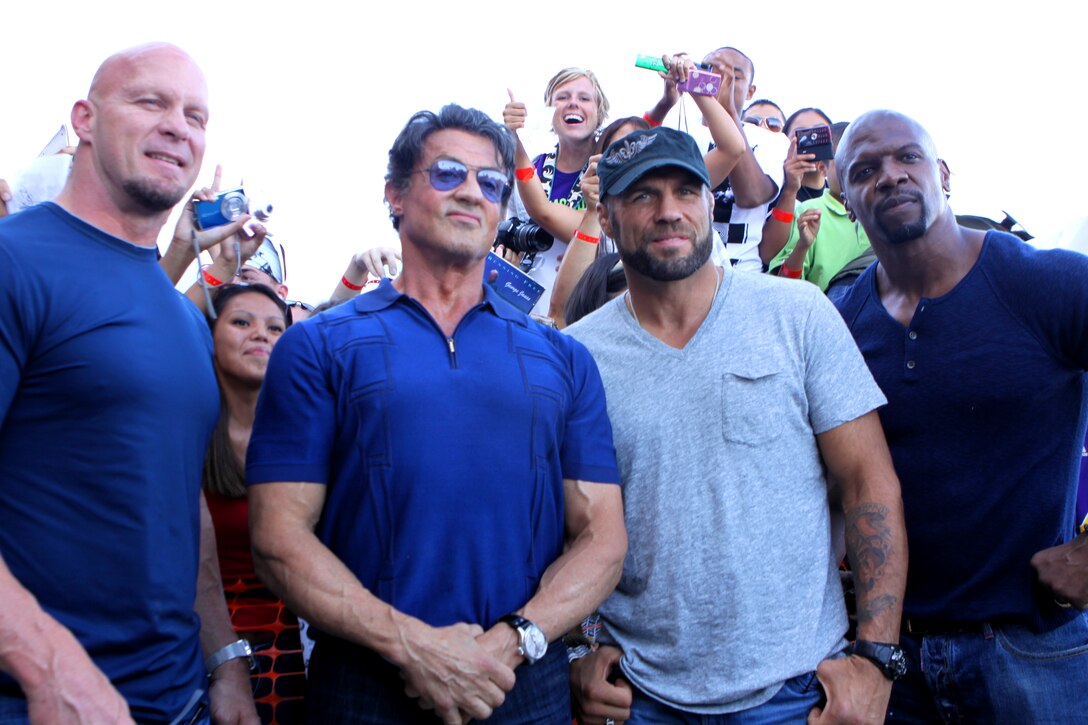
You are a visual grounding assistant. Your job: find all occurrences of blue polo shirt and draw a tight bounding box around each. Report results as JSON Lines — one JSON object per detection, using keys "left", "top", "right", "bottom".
{"left": 247, "top": 279, "right": 620, "bottom": 631}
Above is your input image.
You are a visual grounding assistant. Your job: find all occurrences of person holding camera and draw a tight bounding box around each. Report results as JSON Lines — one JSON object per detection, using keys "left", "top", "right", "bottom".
{"left": 645, "top": 45, "right": 788, "bottom": 272}
{"left": 758, "top": 107, "right": 835, "bottom": 266}
{"left": 768, "top": 122, "right": 871, "bottom": 291}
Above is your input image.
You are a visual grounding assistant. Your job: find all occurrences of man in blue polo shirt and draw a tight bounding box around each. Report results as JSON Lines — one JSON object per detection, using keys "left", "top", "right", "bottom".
{"left": 835, "top": 110, "right": 1088, "bottom": 722}
{"left": 247, "top": 104, "right": 626, "bottom": 725}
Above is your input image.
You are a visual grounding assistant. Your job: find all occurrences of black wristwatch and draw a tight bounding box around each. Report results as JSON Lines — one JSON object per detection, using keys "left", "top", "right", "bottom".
{"left": 499, "top": 614, "right": 547, "bottom": 665}
{"left": 846, "top": 640, "right": 908, "bottom": 681}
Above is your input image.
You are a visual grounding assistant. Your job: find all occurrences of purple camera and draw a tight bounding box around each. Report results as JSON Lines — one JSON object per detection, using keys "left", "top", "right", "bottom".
{"left": 678, "top": 66, "right": 722, "bottom": 97}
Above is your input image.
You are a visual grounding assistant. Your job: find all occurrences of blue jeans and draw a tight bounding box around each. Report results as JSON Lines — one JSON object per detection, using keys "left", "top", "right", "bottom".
{"left": 888, "top": 610, "right": 1088, "bottom": 724}
{"left": 626, "top": 672, "right": 824, "bottom": 724}
{"left": 0, "top": 693, "right": 26, "bottom": 725}
{"left": 306, "top": 636, "right": 570, "bottom": 724}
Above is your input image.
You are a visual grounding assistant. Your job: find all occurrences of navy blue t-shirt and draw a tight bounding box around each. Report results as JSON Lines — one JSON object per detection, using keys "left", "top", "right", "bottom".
{"left": 247, "top": 279, "right": 620, "bottom": 632}
{"left": 0, "top": 203, "right": 219, "bottom": 720}
{"left": 836, "top": 232, "right": 1088, "bottom": 627}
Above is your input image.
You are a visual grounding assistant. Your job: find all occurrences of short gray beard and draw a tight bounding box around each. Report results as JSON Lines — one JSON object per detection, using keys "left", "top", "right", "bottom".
{"left": 619, "top": 225, "right": 714, "bottom": 282}
{"left": 122, "top": 178, "right": 185, "bottom": 213}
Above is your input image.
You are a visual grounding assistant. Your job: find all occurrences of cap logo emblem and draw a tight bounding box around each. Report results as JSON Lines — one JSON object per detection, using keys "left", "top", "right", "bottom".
{"left": 605, "top": 133, "right": 657, "bottom": 166}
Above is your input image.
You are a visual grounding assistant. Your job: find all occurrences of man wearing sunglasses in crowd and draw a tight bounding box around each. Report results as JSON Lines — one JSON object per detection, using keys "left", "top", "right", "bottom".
{"left": 246, "top": 104, "right": 627, "bottom": 725}
{"left": 742, "top": 99, "right": 786, "bottom": 133}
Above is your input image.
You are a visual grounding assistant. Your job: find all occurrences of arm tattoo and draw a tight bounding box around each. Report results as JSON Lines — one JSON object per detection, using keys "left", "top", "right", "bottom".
{"left": 846, "top": 502, "right": 892, "bottom": 594}
{"left": 857, "top": 594, "right": 898, "bottom": 626}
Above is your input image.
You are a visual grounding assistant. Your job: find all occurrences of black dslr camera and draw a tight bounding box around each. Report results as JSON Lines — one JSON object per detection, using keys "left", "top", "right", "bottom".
{"left": 494, "top": 218, "right": 553, "bottom": 255}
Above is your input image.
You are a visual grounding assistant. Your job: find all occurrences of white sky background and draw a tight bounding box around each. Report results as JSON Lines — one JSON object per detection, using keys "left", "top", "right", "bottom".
{"left": 2, "top": 0, "right": 1083, "bottom": 304}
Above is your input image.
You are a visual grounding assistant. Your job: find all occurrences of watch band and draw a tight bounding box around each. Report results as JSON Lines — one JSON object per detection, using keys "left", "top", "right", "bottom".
{"left": 205, "top": 639, "right": 255, "bottom": 675}
{"left": 499, "top": 614, "right": 547, "bottom": 665}
{"left": 847, "top": 639, "right": 908, "bottom": 681}
{"left": 500, "top": 613, "right": 531, "bottom": 631}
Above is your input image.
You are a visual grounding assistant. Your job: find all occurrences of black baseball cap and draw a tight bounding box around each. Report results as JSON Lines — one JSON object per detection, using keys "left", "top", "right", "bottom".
{"left": 598, "top": 127, "right": 710, "bottom": 198}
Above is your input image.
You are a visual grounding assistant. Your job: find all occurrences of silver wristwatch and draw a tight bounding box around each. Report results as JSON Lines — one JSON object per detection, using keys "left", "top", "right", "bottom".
{"left": 499, "top": 614, "right": 547, "bottom": 665}
{"left": 205, "top": 639, "right": 255, "bottom": 675}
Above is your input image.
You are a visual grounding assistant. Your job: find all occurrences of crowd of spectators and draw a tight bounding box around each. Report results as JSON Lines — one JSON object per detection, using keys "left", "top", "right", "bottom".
{"left": 2, "top": 40, "right": 1088, "bottom": 722}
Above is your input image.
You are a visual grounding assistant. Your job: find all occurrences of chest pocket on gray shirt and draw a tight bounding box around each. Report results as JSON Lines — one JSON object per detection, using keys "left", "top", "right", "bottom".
{"left": 720, "top": 367, "right": 786, "bottom": 446}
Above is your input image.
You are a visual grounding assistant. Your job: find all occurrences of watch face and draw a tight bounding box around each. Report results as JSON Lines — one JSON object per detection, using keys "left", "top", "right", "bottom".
{"left": 889, "top": 648, "right": 909, "bottom": 679}
{"left": 524, "top": 624, "right": 548, "bottom": 660}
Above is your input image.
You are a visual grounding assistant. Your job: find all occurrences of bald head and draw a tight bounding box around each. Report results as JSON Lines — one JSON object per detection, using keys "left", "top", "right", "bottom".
{"left": 64, "top": 42, "right": 209, "bottom": 225}
{"left": 835, "top": 110, "right": 951, "bottom": 247}
{"left": 835, "top": 110, "right": 937, "bottom": 191}
{"left": 89, "top": 43, "right": 206, "bottom": 105}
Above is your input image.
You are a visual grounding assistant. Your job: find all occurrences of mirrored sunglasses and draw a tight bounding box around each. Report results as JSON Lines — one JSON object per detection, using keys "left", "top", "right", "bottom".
{"left": 424, "top": 159, "right": 510, "bottom": 204}
{"left": 743, "top": 115, "right": 784, "bottom": 131}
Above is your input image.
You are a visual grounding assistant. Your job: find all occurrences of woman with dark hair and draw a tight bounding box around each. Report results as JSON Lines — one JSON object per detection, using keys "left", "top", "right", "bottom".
{"left": 564, "top": 252, "right": 627, "bottom": 326}
{"left": 203, "top": 284, "right": 305, "bottom": 724}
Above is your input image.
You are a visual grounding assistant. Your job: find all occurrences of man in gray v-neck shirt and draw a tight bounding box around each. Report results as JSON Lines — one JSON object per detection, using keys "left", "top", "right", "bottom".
{"left": 565, "top": 126, "right": 907, "bottom": 724}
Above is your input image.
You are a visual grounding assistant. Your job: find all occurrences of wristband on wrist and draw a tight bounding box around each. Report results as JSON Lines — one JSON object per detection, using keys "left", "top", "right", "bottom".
{"left": 574, "top": 230, "right": 600, "bottom": 245}
{"left": 780, "top": 262, "right": 803, "bottom": 279}
{"left": 642, "top": 112, "right": 661, "bottom": 128}
{"left": 201, "top": 267, "right": 225, "bottom": 287}
{"left": 515, "top": 167, "right": 536, "bottom": 183}
{"left": 205, "top": 639, "right": 255, "bottom": 676}
{"left": 340, "top": 275, "right": 364, "bottom": 291}
{"left": 771, "top": 208, "right": 794, "bottom": 224}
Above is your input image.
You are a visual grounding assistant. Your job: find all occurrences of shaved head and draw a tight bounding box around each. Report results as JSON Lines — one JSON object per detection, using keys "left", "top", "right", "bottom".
{"left": 89, "top": 43, "right": 206, "bottom": 103}
{"left": 836, "top": 110, "right": 937, "bottom": 190}
{"left": 66, "top": 43, "right": 209, "bottom": 218}
{"left": 835, "top": 110, "right": 950, "bottom": 247}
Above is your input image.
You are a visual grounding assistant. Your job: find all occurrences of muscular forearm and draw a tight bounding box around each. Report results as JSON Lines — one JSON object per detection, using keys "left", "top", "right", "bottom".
{"left": 195, "top": 493, "right": 238, "bottom": 657}
{"left": 820, "top": 413, "right": 907, "bottom": 643}
{"left": 727, "top": 115, "right": 777, "bottom": 208}
{"left": 518, "top": 482, "right": 626, "bottom": 642}
{"left": 249, "top": 484, "right": 422, "bottom": 665}
{"left": 0, "top": 554, "right": 73, "bottom": 690}
{"left": 195, "top": 494, "right": 258, "bottom": 720}
{"left": 845, "top": 498, "right": 907, "bottom": 642}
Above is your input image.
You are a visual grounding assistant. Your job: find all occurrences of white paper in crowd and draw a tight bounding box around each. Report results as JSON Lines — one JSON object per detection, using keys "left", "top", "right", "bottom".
{"left": 38, "top": 125, "right": 70, "bottom": 156}
{"left": 6, "top": 153, "right": 72, "bottom": 214}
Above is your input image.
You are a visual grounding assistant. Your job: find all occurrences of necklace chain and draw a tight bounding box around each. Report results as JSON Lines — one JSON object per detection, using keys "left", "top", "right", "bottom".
{"left": 625, "top": 265, "right": 723, "bottom": 329}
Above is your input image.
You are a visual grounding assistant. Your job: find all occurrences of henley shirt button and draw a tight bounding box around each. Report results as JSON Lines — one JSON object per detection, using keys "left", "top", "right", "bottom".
{"left": 906, "top": 360, "right": 917, "bottom": 369}
{"left": 909, "top": 331, "right": 918, "bottom": 340}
